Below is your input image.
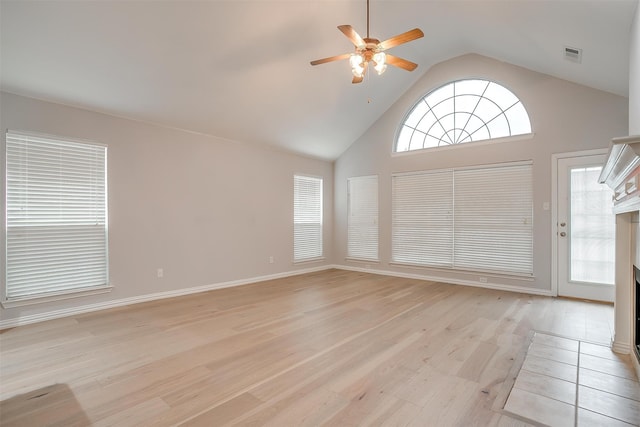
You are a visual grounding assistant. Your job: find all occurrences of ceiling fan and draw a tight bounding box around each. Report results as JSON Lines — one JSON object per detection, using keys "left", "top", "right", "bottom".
{"left": 310, "top": 0, "right": 424, "bottom": 84}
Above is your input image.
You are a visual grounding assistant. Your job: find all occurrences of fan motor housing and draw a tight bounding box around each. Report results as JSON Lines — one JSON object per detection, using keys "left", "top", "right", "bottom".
{"left": 359, "top": 38, "right": 381, "bottom": 61}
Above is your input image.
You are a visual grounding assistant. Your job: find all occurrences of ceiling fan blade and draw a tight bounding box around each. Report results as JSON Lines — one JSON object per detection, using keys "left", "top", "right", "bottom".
{"left": 310, "top": 53, "right": 351, "bottom": 66}
{"left": 386, "top": 54, "right": 418, "bottom": 71}
{"left": 338, "top": 25, "right": 366, "bottom": 48}
{"left": 378, "top": 28, "right": 424, "bottom": 50}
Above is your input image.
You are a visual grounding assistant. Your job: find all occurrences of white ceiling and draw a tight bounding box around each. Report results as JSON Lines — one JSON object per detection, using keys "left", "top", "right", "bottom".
{"left": 1, "top": 1, "right": 637, "bottom": 160}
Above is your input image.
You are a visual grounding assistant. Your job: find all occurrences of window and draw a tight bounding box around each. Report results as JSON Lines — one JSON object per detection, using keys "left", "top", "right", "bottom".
{"left": 570, "top": 167, "right": 615, "bottom": 285}
{"left": 395, "top": 79, "right": 532, "bottom": 152}
{"left": 294, "top": 175, "right": 323, "bottom": 262}
{"left": 392, "top": 162, "right": 533, "bottom": 276}
{"left": 347, "top": 175, "right": 378, "bottom": 261}
{"left": 4, "top": 131, "right": 109, "bottom": 303}
{"left": 392, "top": 170, "right": 453, "bottom": 267}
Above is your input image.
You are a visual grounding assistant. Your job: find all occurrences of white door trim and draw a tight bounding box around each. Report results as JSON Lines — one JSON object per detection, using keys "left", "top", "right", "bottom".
{"left": 551, "top": 148, "right": 608, "bottom": 297}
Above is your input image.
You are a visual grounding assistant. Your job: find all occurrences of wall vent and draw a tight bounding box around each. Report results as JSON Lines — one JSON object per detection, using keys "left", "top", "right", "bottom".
{"left": 564, "top": 46, "right": 582, "bottom": 63}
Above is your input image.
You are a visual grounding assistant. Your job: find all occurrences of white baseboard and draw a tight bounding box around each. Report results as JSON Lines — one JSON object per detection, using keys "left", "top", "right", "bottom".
{"left": 0, "top": 265, "right": 333, "bottom": 330}
{"left": 335, "top": 264, "right": 554, "bottom": 296}
{"left": 0, "top": 263, "right": 553, "bottom": 330}
{"left": 611, "top": 340, "right": 639, "bottom": 381}
{"left": 612, "top": 340, "right": 632, "bottom": 355}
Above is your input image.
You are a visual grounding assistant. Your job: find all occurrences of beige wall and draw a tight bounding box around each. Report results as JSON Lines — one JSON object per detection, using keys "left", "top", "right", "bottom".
{"left": 334, "top": 54, "right": 628, "bottom": 293}
{"left": 0, "top": 92, "right": 334, "bottom": 324}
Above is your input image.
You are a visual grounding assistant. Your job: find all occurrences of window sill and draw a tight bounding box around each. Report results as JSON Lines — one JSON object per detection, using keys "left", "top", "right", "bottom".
{"left": 345, "top": 257, "right": 380, "bottom": 264}
{"left": 388, "top": 261, "right": 535, "bottom": 281}
{"left": 1, "top": 285, "right": 113, "bottom": 308}
{"left": 293, "top": 256, "right": 326, "bottom": 265}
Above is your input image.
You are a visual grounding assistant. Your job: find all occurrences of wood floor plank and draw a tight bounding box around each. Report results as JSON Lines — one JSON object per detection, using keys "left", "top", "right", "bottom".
{"left": 180, "top": 393, "right": 264, "bottom": 427}
{"left": 0, "top": 269, "right": 615, "bottom": 425}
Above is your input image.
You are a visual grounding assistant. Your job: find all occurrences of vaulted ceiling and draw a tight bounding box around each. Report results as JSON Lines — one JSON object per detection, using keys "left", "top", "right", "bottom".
{"left": 1, "top": 1, "right": 637, "bottom": 160}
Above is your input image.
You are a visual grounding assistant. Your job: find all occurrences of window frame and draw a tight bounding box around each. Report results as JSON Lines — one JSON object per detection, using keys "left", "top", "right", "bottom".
{"left": 394, "top": 78, "right": 533, "bottom": 154}
{"left": 2, "top": 130, "right": 111, "bottom": 307}
{"left": 391, "top": 160, "right": 534, "bottom": 278}
{"left": 347, "top": 175, "right": 379, "bottom": 262}
{"left": 293, "top": 174, "right": 324, "bottom": 263}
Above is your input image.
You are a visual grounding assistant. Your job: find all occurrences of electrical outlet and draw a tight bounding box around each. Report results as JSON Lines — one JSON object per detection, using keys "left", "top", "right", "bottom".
{"left": 479, "top": 277, "right": 487, "bottom": 283}
{"left": 157, "top": 268, "right": 164, "bottom": 278}
{"left": 269, "top": 256, "right": 274, "bottom": 264}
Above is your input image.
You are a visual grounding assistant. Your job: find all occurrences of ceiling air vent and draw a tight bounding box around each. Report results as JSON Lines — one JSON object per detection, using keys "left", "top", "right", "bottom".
{"left": 564, "top": 46, "right": 582, "bottom": 63}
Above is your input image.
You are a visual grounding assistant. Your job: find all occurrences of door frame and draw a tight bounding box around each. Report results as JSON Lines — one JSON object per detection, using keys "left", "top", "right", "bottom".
{"left": 551, "top": 148, "right": 609, "bottom": 298}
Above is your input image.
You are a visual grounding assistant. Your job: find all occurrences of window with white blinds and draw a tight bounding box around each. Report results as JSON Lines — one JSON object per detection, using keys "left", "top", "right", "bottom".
{"left": 392, "top": 170, "right": 454, "bottom": 267}
{"left": 5, "top": 131, "right": 109, "bottom": 302}
{"left": 392, "top": 162, "right": 533, "bottom": 276}
{"left": 453, "top": 164, "right": 533, "bottom": 275}
{"left": 347, "top": 175, "right": 378, "bottom": 261}
{"left": 294, "top": 175, "right": 323, "bottom": 262}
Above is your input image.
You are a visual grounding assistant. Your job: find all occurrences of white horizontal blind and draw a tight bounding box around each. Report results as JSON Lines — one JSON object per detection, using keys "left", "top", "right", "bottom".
{"left": 454, "top": 164, "right": 533, "bottom": 275}
{"left": 5, "top": 131, "right": 108, "bottom": 300}
{"left": 294, "top": 175, "right": 323, "bottom": 261}
{"left": 347, "top": 175, "right": 378, "bottom": 261}
{"left": 391, "top": 163, "right": 533, "bottom": 276}
{"left": 392, "top": 170, "right": 454, "bottom": 267}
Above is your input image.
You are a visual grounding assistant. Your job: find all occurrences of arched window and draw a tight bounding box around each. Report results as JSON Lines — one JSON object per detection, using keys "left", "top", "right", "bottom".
{"left": 395, "top": 79, "right": 532, "bottom": 152}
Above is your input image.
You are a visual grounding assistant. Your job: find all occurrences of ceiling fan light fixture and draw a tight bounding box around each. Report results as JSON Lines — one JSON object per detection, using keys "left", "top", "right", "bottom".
{"left": 350, "top": 53, "right": 365, "bottom": 77}
{"left": 373, "top": 52, "right": 387, "bottom": 75}
{"left": 309, "top": 0, "right": 424, "bottom": 84}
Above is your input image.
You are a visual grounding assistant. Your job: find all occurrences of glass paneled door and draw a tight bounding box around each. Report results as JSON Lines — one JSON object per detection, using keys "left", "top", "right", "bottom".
{"left": 557, "top": 154, "right": 615, "bottom": 302}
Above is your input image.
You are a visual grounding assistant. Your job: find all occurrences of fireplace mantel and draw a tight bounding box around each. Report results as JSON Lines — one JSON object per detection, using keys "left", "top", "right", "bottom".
{"left": 599, "top": 135, "right": 640, "bottom": 213}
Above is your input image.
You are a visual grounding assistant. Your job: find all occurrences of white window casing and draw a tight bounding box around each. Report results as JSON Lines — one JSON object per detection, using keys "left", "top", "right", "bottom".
{"left": 392, "top": 170, "right": 453, "bottom": 267}
{"left": 294, "top": 175, "right": 323, "bottom": 262}
{"left": 347, "top": 175, "right": 379, "bottom": 261}
{"left": 453, "top": 163, "right": 533, "bottom": 275}
{"left": 4, "top": 131, "right": 109, "bottom": 304}
{"left": 392, "top": 161, "right": 533, "bottom": 276}
{"left": 395, "top": 79, "right": 532, "bottom": 153}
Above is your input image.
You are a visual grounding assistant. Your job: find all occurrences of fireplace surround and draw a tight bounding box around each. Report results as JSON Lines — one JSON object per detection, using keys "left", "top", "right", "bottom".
{"left": 599, "top": 135, "right": 640, "bottom": 379}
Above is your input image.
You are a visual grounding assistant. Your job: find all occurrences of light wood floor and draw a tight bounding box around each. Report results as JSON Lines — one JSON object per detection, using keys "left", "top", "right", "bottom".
{"left": 0, "top": 269, "right": 617, "bottom": 426}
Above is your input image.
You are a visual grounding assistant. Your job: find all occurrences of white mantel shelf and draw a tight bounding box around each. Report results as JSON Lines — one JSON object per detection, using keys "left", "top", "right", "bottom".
{"left": 599, "top": 135, "right": 640, "bottom": 214}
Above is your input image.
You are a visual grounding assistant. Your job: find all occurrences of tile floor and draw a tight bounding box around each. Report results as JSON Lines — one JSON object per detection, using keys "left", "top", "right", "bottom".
{"left": 504, "top": 332, "right": 640, "bottom": 426}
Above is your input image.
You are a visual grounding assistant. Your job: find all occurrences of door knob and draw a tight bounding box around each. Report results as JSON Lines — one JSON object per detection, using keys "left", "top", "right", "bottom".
{"left": 560, "top": 222, "right": 566, "bottom": 227}
{"left": 560, "top": 232, "right": 566, "bottom": 237}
